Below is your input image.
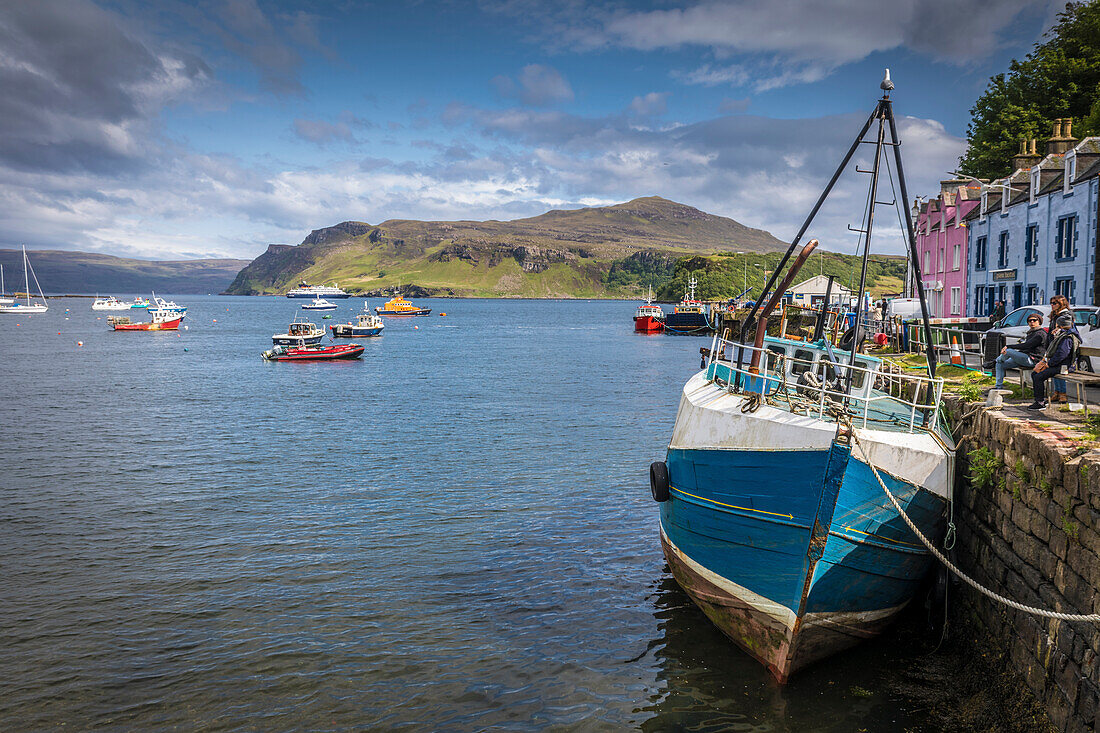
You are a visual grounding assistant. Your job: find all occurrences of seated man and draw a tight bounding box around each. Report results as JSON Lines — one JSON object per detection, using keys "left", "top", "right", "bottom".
{"left": 992, "top": 314, "right": 1047, "bottom": 389}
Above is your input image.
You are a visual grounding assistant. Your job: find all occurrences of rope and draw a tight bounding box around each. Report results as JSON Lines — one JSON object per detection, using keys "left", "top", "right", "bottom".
{"left": 850, "top": 432, "right": 1100, "bottom": 622}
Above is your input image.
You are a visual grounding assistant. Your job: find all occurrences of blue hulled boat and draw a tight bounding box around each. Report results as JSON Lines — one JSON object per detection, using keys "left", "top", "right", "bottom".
{"left": 650, "top": 73, "right": 951, "bottom": 683}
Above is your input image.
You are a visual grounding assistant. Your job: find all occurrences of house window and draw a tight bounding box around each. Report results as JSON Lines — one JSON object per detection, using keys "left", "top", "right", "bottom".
{"left": 1065, "top": 151, "right": 1076, "bottom": 194}
{"left": 997, "top": 231, "right": 1008, "bottom": 268}
{"left": 1028, "top": 285, "right": 1038, "bottom": 305}
{"left": 1055, "top": 215, "right": 1077, "bottom": 260}
{"left": 975, "top": 286, "right": 985, "bottom": 315}
{"left": 951, "top": 287, "right": 960, "bottom": 315}
{"left": 1030, "top": 167, "right": 1039, "bottom": 204}
{"left": 980, "top": 192, "right": 988, "bottom": 219}
{"left": 975, "top": 236, "right": 987, "bottom": 270}
{"left": 1055, "top": 277, "right": 1076, "bottom": 302}
{"left": 923, "top": 251, "right": 930, "bottom": 274}
{"left": 1025, "top": 224, "right": 1038, "bottom": 264}
{"left": 953, "top": 244, "right": 960, "bottom": 271}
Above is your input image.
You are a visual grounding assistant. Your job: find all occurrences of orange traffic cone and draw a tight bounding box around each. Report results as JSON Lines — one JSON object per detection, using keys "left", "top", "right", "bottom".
{"left": 950, "top": 335, "right": 963, "bottom": 365}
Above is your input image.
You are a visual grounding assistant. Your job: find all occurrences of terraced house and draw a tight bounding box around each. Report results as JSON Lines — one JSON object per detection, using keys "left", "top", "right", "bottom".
{"left": 964, "top": 120, "right": 1100, "bottom": 316}
{"left": 915, "top": 179, "right": 982, "bottom": 317}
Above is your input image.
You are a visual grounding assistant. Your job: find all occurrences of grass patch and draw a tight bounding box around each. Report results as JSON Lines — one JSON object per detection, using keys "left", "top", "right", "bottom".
{"left": 1061, "top": 505, "right": 1080, "bottom": 541}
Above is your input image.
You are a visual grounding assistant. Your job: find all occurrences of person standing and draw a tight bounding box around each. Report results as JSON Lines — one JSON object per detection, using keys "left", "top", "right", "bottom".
{"left": 989, "top": 300, "right": 1006, "bottom": 323}
{"left": 991, "top": 314, "right": 1047, "bottom": 389}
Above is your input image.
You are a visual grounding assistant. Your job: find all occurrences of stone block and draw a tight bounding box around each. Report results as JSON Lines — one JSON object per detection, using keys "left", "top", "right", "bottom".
{"left": 1075, "top": 686, "right": 1099, "bottom": 731}
{"left": 1056, "top": 656, "right": 1082, "bottom": 709}
{"left": 1047, "top": 692, "right": 1071, "bottom": 731}
{"left": 1052, "top": 530, "right": 1070, "bottom": 561}
{"left": 1012, "top": 501, "right": 1033, "bottom": 533}
{"left": 997, "top": 488, "right": 1015, "bottom": 518}
{"left": 1032, "top": 512, "right": 1053, "bottom": 544}
{"left": 1040, "top": 547, "right": 1059, "bottom": 580}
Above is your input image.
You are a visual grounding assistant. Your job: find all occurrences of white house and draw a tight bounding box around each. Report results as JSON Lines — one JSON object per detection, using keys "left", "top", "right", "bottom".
{"left": 788, "top": 275, "right": 852, "bottom": 307}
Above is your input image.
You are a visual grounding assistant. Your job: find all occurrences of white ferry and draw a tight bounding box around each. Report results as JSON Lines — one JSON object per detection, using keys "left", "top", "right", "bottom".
{"left": 286, "top": 281, "right": 350, "bottom": 299}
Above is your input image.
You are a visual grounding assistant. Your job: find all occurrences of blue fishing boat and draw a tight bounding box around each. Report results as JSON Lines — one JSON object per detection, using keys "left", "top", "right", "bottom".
{"left": 650, "top": 73, "right": 951, "bottom": 683}
{"left": 330, "top": 307, "right": 385, "bottom": 337}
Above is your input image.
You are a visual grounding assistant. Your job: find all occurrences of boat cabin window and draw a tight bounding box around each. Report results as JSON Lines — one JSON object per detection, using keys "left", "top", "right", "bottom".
{"left": 791, "top": 349, "right": 814, "bottom": 376}
{"left": 850, "top": 360, "right": 870, "bottom": 391}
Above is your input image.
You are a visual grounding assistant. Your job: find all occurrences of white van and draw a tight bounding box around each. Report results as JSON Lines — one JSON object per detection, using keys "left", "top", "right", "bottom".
{"left": 886, "top": 298, "right": 923, "bottom": 320}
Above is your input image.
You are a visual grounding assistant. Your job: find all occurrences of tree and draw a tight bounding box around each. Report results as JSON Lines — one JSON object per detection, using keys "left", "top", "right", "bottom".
{"left": 959, "top": 1, "right": 1100, "bottom": 179}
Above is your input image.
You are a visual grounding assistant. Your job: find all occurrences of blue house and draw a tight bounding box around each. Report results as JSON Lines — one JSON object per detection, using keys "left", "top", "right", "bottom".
{"left": 964, "top": 119, "right": 1100, "bottom": 317}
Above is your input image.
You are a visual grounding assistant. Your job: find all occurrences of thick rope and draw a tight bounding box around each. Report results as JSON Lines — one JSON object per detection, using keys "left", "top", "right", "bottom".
{"left": 851, "top": 432, "right": 1100, "bottom": 622}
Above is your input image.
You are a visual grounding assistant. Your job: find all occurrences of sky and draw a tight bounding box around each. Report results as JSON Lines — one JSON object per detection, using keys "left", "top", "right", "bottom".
{"left": 0, "top": 0, "right": 1069, "bottom": 261}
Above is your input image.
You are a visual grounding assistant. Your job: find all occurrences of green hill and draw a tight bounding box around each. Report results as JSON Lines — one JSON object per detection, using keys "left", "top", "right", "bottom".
{"left": 225, "top": 197, "right": 788, "bottom": 297}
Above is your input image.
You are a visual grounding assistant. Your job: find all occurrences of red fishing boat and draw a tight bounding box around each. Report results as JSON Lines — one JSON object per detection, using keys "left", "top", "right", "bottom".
{"left": 633, "top": 287, "right": 665, "bottom": 333}
{"left": 262, "top": 341, "right": 364, "bottom": 361}
{"left": 107, "top": 309, "right": 184, "bottom": 331}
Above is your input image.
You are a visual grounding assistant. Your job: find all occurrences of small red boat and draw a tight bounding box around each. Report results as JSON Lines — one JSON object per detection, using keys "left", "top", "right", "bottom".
{"left": 633, "top": 287, "right": 664, "bottom": 333}
{"left": 262, "top": 341, "right": 364, "bottom": 361}
{"left": 107, "top": 310, "right": 183, "bottom": 331}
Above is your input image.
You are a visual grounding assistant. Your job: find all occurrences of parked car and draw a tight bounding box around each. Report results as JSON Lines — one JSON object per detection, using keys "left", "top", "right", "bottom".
{"left": 981, "top": 304, "right": 1100, "bottom": 371}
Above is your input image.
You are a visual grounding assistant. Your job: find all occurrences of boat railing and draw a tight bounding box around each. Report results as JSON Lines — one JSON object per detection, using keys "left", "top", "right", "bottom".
{"left": 703, "top": 336, "right": 945, "bottom": 434}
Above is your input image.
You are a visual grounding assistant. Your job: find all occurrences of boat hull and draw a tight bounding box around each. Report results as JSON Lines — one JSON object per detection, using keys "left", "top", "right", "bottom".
{"left": 663, "top": 312, "right": 711, "bottom": 333}
{"left": 634, "top": 315, "right": 664, "bottom": 332}
{"left": 0, "top": 305, "right": 48, "bottom": 314}
{"left": 272, "top": 333, "right": 323, "bottom": 345}
{"left": 112, "top": 317, "right": 183, "bottom": 331}
{"left": 301, "top": 305, "right": 337, "bottom": 311}
{"left": 376, "top": 308, "right": 431, "bottom": 316}
{"left": 330, "top": 324, "right": 383, "bottom": 337}
{"left": 659, "top": 372, "right": 951, "bottom": 682}
{"left": 287, "top": 292, "right": 350, "bottom": 299}
{"left": 262, "top": 344, "right": 364, "bottom": 361}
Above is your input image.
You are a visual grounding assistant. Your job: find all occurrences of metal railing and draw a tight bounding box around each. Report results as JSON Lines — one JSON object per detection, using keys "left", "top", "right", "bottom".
{"left": 704, "top": 336, "right": 945, "bottom": 433}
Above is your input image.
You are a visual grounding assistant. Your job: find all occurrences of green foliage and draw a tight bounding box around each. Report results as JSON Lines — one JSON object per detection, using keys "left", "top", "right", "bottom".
{"left": 960, "top": 2, "right": 1100, "bottom": 179}
{"left": 603, "top": 251, "right": 675, "bottom": 292}
{"left": 1014, "top": 459, "right": 1030, "bottom": 483}
{"left": 654, "top": 251, "right": 906, "bottom": 302}
{"left": 967, "top": 447, "right": 1003, "bottom": 490}
{"left": 957, "top": 371, "right": 994, "bottom": 402}
{"left": 1061, "top": 504, "right": 1080, "bottom": 540}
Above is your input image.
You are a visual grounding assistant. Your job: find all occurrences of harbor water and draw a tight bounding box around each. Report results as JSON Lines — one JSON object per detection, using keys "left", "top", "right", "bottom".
{"left": 3, "top": 297, "right": 947, "bottom": 731}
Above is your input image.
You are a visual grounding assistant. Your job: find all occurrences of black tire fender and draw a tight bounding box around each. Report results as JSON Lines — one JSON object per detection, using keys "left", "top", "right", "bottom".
{"left": 650, "top": 461, "right": 670, "bottom": 502}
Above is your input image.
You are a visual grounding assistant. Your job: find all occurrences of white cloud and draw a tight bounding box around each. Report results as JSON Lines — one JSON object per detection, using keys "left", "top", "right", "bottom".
{"left": 629, "top": 92, "right": 670, "bottom": 117}
{"left": 491, "top": 64, "right": 574, "bottom": 106}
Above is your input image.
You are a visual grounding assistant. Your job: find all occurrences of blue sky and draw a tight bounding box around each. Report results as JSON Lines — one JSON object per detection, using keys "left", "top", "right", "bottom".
{"left": 0, "top": 0, "right": 1066, "bottom": 260}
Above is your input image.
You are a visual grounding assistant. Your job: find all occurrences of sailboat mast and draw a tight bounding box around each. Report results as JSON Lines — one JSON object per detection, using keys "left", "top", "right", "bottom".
{"left": 22, "top": 245, "right": 29, "bottom": 305}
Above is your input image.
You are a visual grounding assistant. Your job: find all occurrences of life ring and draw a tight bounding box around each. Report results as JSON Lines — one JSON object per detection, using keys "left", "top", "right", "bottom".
{"left": 650, "top": 462, "right": 669, "bottom": 502}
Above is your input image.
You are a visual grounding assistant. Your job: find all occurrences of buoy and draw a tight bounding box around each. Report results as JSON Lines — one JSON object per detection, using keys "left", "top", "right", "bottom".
{"left": 77, "top": 341, "right": 83, "bottom": 347}
{"left": 65, "top": 317, "right": 69, "bottom": 320}
{"left": 213, "top": 319, "right": 217, "bottom": 323}
{"left": 57, "top": 331, "right": 61, "bottom": 335}
{"left": 183, "top": 325, "right": 189, "bottom": 330}
{"left": 183, "top": 347, "right": 189, "bottom": 352}
{"left": 414, "top": 325, "right": 418, "bottom": 329}
{"left": 440, "top": 312, "right": 447, "bottom": 317}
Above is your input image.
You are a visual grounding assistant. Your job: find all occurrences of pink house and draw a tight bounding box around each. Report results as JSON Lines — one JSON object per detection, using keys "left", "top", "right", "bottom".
{"left": 915, "top": 180, "right": 983, "bottom": 317}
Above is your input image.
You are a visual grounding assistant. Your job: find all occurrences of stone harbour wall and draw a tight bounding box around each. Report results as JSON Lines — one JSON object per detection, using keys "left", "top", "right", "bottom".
{"left": 947, "top": 396, "right": 1100, "bottom": 733}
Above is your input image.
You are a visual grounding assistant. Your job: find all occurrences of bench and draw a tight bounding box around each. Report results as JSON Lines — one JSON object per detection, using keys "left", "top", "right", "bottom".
{"left": 1061, "top": 346, "right": 1100, "bottom": 415}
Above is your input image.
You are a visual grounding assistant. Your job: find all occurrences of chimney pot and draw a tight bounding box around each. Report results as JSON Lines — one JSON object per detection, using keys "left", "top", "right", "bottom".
{"left": 1029, "top": 139, "right": 1037, "bottom": 155}
{"left": 1064, "top": 118, "right": 1073, "bottom": 139}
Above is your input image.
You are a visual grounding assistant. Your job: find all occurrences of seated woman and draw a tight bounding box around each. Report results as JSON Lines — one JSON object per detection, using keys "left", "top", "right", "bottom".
{"left": 1029, "top": 310, "right": 1081, "bottom": 409}
{"left": 992, "top": 314, "right": 1047, "bottom": 389}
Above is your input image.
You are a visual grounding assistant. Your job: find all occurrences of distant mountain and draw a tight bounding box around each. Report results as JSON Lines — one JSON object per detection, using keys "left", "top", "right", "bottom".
{"left": 225, "top": 196, "right": 788, "bottom": 297}
{"left": 0, "top": 250, "right": 251, "bottom": 295}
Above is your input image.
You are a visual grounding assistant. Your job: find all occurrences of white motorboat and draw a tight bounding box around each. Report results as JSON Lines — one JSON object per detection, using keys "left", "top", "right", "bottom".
{"left": 272, "top": 316, "right": 325, "bottom": 345}
{"left": 0, "top": 246, "right": 48, "bottom": 314}
{"left": 150, "top": 292, "right": 186, "bottom": 315}
{"left": 92, "top": 295, "right": 131, "bottom": 311}
{"left": 301, "top": 297, "right": 338, "bottom": 311}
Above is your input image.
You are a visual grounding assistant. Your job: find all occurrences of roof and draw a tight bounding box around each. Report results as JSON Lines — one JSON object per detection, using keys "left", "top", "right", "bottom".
{"left": 1073, "top": 137, "right": 1100, "bottom": 155}
{"left": 1074, "top": 156, "right": 1100, "bottom": 185}
{"left": 789, "top": 274, "right": 853, "bottom": 295}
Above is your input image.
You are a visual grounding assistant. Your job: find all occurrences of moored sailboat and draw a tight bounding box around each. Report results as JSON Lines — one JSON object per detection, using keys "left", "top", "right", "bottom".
{"left": 650, "top": 73, "right": 951, "bottom": 683}
{"left": 0, "top": 246, "right": 48, "bottom": 314}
